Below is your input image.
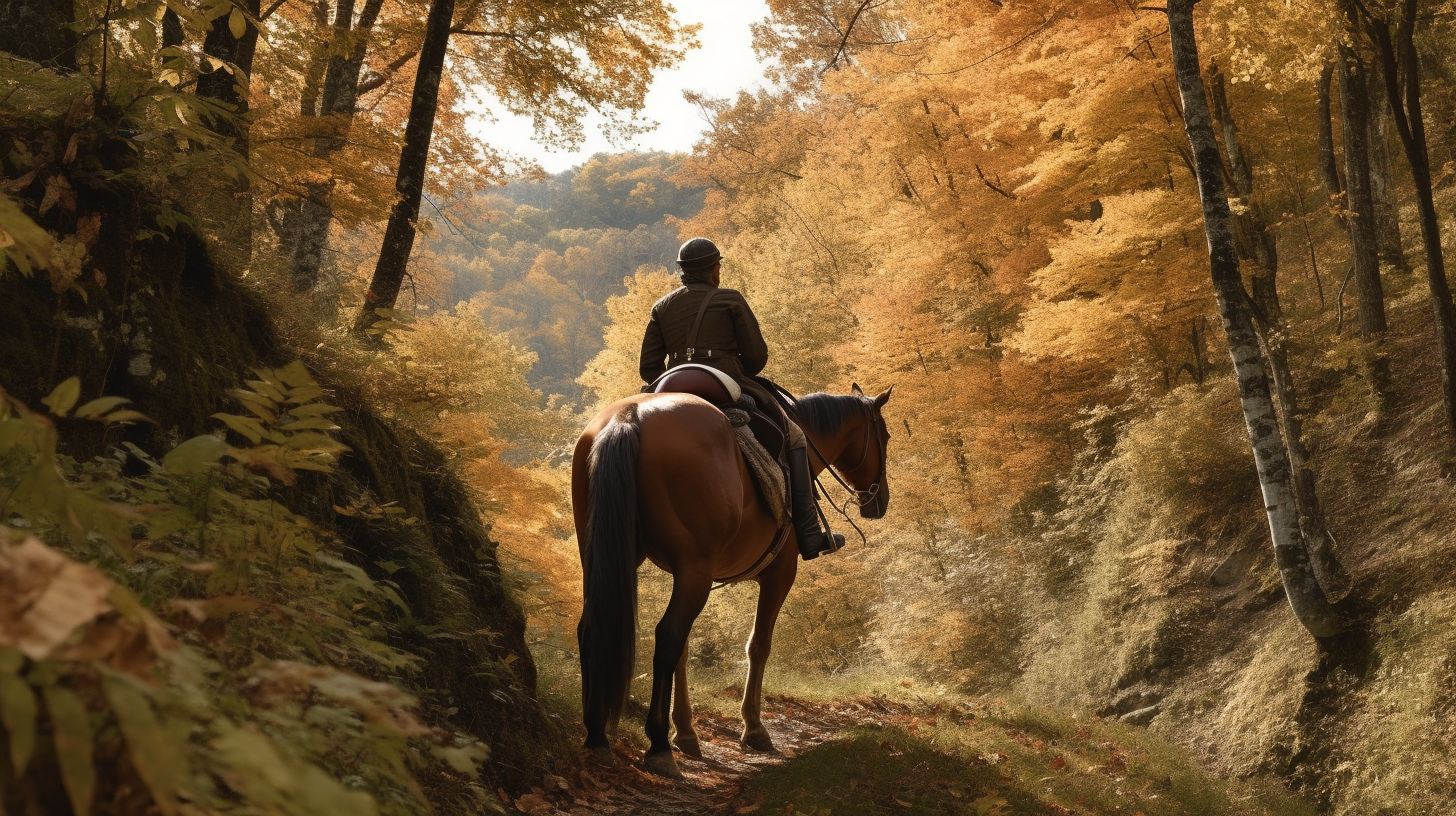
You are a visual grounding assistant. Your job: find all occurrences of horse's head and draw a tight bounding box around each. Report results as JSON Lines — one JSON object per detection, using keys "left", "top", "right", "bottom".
{"left": 798, "top": 384, "right": 893, "bottom": 520}
{"left": 848, "top": 383, "right": 893, "bottom": 519}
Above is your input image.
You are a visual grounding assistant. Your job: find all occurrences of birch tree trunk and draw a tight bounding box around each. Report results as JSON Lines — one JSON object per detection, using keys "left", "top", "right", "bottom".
{"left": 353, "top": 0, "right": 455, "bottom": 335}
{"left": 1209, "top": 60, "right": 1279, "bottom": 321}
{"left": 1167, "top": 0, "right": 1343, "bottom": 639}
{"left": 1208, "top": 59, "right": 1352, "bottom": 602}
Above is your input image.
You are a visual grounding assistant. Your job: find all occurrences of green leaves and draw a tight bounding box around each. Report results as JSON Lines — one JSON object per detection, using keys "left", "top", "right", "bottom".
{"left": 42, "top": 685, "right": 96, "bottom": 816}
{"left": 40, "top": 377, "right": 81, "bottom": 417}
{"left": 0, "top": 191, "right": 53, "bottom": 276}
{"left": 73, "top": 396, "right": 130, "bottom": 419}
{"left": 39, "top": 382, "right": 150, "bottom": 424}
{"left": 102, "top": 671, "right": 183, "bottom": 816}
{"left": 162, "top": 434, "right": 231, "bottom": 474}
{"left": 0, "top": 651, "right": 37, "bottom": 778}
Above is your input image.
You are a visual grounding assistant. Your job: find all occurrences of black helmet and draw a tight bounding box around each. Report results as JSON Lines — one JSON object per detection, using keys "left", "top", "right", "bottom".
{"left": 676, "top": 237, "right": 721, "bottom": 273}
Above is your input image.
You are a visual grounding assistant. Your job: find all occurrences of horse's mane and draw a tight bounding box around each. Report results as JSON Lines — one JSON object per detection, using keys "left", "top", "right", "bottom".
{"left": 795, "top": 393, "right": 871, "bottom": 436}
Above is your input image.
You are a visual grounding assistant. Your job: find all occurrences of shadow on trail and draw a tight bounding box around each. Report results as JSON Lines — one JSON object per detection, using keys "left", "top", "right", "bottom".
{"left": 732, "top": 725, "right": 1041, "bottom": 815}
{"left": 512, "top": 697, "right": 1314, "bottom": 816}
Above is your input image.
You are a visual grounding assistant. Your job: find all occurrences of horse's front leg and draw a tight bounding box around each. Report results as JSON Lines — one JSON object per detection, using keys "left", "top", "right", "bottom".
{"left": 672, "top": 644, "right": 702, "bottom": 758}
{"left": 643, "top": 573, "right": 710, "bottom": 779}
{"left": 741, "top": 551, "right": 797, "bottom": 753}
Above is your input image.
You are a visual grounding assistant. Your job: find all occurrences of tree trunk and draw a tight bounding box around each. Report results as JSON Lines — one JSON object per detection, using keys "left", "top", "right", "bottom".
{"left": 1368, "top": 0, "right": 1456, "bottom": 452}
{"left": 1337, "top": 2, "right": 1387, "bottom": 337}
{"left": 197, "top": 0, "right": 262, "bottom": 147}
{"left": 297, "top": 0, "right": 331, "bottom": 118}
{"left": 353, "top": 0, "right": 456, "bottom": 334}
{"left": 1209, "top": 60, "right": 1280, "bottom": 321}
{"left": 1317, "top": 61, "right": 1344, "bottom": 202}
{"left": 1209, "top": 57, "right": 1351, "bottom": 602}
{"left": 269, "top": 0, "right": 330, "bottom": 263}
{"left": 286, "top": 0, "right": 387, "bottom": 293}
{"left": 0, "top": 0, "right": 77, "bottom": 70}
{"left": 1167, "top": 0, "right": 1343, "bottom": 639}
{"left": 1367, "top": 63, "right": 1408, "bottom": 274}
{"left": 195, "top": 0, "right": 262, "bottom": 272}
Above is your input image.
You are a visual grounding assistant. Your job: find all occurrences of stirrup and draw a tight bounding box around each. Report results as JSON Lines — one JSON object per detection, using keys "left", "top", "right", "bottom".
{"left": 800, "top": 530, "right": 844, "bottom": 560}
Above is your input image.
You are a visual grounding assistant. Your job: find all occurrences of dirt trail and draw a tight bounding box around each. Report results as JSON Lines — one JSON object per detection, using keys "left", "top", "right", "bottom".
{"left": 505, "top": 698, "right": 894, "bottom": 816}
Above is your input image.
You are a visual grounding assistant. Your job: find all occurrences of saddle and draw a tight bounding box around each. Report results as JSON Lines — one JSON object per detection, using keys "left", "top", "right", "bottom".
{"left": 649, "top": 364, "right": 787, "bottom": 460}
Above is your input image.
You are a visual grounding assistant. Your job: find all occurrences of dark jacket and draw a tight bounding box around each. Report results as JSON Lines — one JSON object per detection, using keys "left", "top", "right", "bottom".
{"left": 639, "top": 281, "right": 770, "bottom": 384}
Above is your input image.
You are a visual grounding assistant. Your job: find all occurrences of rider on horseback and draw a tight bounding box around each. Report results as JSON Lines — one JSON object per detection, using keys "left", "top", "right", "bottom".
{"left": 638, "top": 237, "right": 845, "bottom": 560}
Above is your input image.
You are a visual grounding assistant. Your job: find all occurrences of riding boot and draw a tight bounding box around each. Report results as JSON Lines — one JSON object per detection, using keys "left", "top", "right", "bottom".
{"left": 789, "top": 447, "right": 844, "bottom": 560}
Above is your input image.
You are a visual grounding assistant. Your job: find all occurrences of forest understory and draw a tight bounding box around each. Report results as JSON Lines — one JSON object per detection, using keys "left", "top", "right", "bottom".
{"left": 4, "top": 0, "right": 1456, "bottom": 814}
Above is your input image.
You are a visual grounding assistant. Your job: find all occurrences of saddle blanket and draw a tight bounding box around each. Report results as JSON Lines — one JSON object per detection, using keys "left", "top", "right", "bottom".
{"left": 725, "top": 408, "right": 787, "bottom": 524}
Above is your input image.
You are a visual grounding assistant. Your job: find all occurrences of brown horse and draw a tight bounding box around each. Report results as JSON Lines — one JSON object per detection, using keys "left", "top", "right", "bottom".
{"left": 571, "top": 383, "right": 892, "bottom": 779}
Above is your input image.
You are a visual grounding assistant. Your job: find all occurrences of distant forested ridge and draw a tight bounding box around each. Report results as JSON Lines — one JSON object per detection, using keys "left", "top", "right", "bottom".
{"left": 421, "top": 152, "right": 707, "bottom": 401}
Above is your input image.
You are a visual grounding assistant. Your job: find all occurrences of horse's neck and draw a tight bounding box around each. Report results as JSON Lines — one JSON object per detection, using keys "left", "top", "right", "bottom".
{"left": 805, "top": 419, "right": 860, "bottom": 473}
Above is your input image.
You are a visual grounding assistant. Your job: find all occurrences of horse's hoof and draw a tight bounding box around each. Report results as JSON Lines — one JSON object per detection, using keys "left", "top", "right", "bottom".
{"left": 674, "top": 736, "right": 703, "bottom": 759}
{"left": 642, "top": 750, "right": 684, "bottom": 780}
{"left": 585, "top": 745, "right": 615, "bottom": 766}
{"left": 740, "top": 727, "right": 776, "bottom": 753}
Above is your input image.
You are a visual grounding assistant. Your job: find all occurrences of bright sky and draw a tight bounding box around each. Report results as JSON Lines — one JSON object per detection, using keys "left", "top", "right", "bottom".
{"left": 465, "top": 2, "right": 772, "bottom": 175}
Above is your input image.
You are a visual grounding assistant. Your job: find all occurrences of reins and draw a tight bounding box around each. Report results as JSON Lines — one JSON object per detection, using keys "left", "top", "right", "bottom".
{"left": 763, "top": 382, "right": 887, "bottom": 546}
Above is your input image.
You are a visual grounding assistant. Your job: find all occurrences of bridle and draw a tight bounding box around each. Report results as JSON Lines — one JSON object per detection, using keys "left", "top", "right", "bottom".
{"left": 804, "top": 403, "right": 888, "bottom": 541}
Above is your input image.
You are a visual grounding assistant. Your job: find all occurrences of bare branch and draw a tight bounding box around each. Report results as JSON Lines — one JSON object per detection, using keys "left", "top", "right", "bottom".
{"left": 357, "top": 48, "right": 420, "bottom": 94}
{"left": 918, "top": 5, "right": 1065, "bottom": 76}
{"left": 450, "top": 28, "right": 521, "bottom": 39}
{"left": 821, "top": 0, "right": 877, "bottom": 74}
{"left": 975, "top": 164, "right": 1017, "bottom": 199}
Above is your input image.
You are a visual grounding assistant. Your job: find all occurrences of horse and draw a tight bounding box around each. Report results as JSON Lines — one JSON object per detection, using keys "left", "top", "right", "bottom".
{"left": 571, "top": 382, "right": 892, "bottom": 779}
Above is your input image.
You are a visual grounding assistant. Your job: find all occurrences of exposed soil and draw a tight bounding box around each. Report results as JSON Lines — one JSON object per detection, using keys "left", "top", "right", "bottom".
{"left": 503, "top": 698, "right": 891, "bottom": 815}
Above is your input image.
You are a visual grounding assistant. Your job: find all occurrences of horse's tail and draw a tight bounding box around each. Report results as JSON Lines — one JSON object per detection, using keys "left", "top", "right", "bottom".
{"left": 579, "top": 402, "right": 641, "bottom": 734}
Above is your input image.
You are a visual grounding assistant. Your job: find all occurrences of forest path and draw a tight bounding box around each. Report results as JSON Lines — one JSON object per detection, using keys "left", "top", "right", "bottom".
{"left": 505, "top": 697, "right": 889, "bottom": 815}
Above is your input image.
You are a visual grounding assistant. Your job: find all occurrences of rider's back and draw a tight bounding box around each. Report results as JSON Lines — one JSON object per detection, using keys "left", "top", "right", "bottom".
{"left": 639, "top": 283, "right": 769, "bottom": 384}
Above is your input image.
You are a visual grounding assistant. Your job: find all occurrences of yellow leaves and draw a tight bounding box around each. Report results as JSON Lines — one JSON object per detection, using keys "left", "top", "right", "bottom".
{"left": 228, "top": 6, "right": 246, "bottom": 39}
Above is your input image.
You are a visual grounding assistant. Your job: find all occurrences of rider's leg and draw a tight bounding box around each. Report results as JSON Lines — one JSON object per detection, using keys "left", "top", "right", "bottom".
{"left": 786, "top": 421, "right": 844, "bottom": 560}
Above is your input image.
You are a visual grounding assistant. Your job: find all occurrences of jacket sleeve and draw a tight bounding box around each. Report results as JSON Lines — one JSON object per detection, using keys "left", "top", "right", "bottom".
{"left": 731, "top": 294, "right": 770, "bottom": 376}
{"left": 639, "top": 309, "right": 668, "bottom": 384}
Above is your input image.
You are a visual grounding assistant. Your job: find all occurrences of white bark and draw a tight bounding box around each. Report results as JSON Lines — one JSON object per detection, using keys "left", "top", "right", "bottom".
{"left": 1167, "top": 0, "right": 1343, "bottom": 638}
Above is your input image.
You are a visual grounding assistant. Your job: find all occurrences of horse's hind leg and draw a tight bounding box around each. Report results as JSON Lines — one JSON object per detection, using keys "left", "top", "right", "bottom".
{"left": 741, "top": 554, "right": 797, "bottom": 753}
{"left": 643, "top": 573, "right": 710, "bottom": 779}
{"left": 672, "top": 644, "right": 702, "bottom": 759}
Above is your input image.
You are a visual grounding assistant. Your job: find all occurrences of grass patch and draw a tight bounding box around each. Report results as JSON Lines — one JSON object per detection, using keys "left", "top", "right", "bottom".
{"left": 736, "top": 701, "right": 1316, "bottom": 816}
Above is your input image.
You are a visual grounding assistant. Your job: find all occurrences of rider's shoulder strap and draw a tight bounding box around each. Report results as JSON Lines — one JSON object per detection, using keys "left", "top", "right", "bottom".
{"left": 685, "top": 288, "right": 720, "bottom": 358}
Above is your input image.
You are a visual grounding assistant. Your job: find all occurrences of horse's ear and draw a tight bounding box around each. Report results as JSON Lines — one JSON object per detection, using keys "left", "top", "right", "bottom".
{"left": 873, "top": 385, "right": 893, "bottom": 408}
{"left": 851, "top": 382, "right": 864, "bottom": 397}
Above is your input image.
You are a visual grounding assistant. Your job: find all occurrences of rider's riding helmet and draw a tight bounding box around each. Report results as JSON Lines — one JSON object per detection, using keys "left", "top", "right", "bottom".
{"left": 676, "top": 237, "right": 721, "bottom": 274}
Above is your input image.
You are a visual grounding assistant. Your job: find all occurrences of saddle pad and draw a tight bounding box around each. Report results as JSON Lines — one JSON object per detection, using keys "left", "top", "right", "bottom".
{"left": 726, "top": 408, "right": 787, "bottom": 524}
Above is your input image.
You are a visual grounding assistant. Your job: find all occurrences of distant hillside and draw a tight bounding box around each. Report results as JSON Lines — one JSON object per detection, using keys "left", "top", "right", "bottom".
{"left": 422, "top": 152, "right": 707, "bottom": 402}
